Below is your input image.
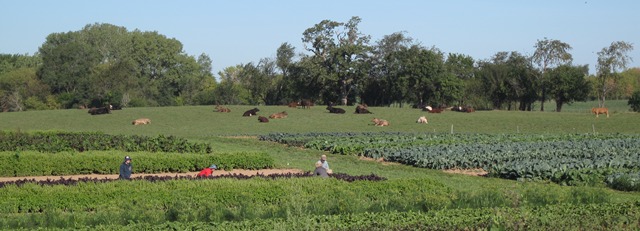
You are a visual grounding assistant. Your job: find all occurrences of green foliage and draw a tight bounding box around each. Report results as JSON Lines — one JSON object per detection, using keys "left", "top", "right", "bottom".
{"left": 0, "top": 151, "right": 272, "bottom": 176}
{"left": 0, "top": 131, "right": 212, "bottom": 153}
{"left": 628, "top": 90, "right": 640, "bottom": 112}
{"left": 263, "top": 132, "right": 640, "bottom": 187}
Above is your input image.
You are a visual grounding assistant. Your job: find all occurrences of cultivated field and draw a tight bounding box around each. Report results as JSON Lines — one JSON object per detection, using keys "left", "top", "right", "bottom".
{"left": 0, "top": 100, "right": 639, "bottom": 230}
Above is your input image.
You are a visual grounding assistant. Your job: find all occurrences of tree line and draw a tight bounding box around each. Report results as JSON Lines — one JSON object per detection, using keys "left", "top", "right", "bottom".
{"left": 0, "top": 18, "right": 637, "bottom": 112}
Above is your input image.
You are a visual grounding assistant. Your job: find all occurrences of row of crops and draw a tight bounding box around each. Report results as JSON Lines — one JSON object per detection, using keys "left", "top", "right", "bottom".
{"left": 260, "top": 132, "right": 640, "bottom": 190}
{"left": 2, "top": 131, "right": 639, "bottom": 229}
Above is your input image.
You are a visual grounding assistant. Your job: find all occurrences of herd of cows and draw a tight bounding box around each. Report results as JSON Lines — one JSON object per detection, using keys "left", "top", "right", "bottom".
{"left": 85, "top": 100, "right": 611, "bottom": 126}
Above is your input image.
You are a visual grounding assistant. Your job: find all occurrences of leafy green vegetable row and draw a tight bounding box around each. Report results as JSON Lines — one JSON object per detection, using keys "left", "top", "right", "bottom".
{"left": 3, "top": 200, "right": 636, "bottom": 230}
{"left": 0, "top": 131, "right": 212, "bottom": 153}
{"left": 0, "top": 151, "right": 273, "bottom": 177}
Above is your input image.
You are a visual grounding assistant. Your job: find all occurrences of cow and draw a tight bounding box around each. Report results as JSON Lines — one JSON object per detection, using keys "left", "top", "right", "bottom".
{"left": 417, "top": 116, "right": 428, "bottom": 124}
{"left": 88, "top": 106, "right": 111, "bottom": 115}
{"left": 243, "top": 108, "right": 260, "bottom": 117}
{"left": 372, "top": 118, "right": 389, "bottom": 126}
{"left": 299, "top": 99, "right": 314, "bottom": 109}
{"left": 592, "top": 107, "right": 609, "bottom": 118}
{"left": 132, "top": 118, "right": 151, "bottom": 125}
{"left": 269, "top": 111, "right": 288, "bottom": 119}
{"left": 258, "top": 116, "right": 269, "bottom": 123}
{"left": 215, "top": 105, "right": 231, "bottom": 112}
{"left": 452, "top": 106, "right": 475, "bottom": 113}
{"left": 287, "top": 101, "right": 299, "bottom": 108}
{"left": 423, "top": 106, "right": 444, "bottom": 113}
{"left": 326, "top": 104, "right": 346, "bottom": 114}
{"left": 355, "top": 104, "right": 372, "bottom": 114}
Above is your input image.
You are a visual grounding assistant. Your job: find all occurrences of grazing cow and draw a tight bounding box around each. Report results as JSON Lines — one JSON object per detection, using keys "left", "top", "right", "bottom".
{"left": 215, "top": 105, "right": 231, "bottom": 112}
{"left": 269, "top": 111, "right": 288, "bottom": 119}
{"left": 417, "top": 116, "right": 428, "bottom": 124}
{"left": 132, "top": 118, "right": 151, "bottom": 125}
{"left": 355, "top": 104, "right": 372, "bottom": 114}
{"left": 372, "top": 118, "right": 389, "bottom": 126}
{"left": 258, "top": 116, "right": 269, "bottom": 123}
{"left": 592, "top": 107, "right": 609, "bottom": 118}
{"left": 299, "top": 99, "right": 314, "bottom": 109}
{"left": 88, "top": 106, "right": 111, "bottom": 115}
{"left": 110, "top": 104, "right": 123, "bottom": 110}
{"left": 326, "top": 104, "right": 346, "bottom": 114}
{"left": 243, "top": 108, "right": 260, "bottom": 117}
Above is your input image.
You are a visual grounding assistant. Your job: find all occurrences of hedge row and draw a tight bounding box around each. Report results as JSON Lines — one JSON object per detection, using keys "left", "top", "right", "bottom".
{"left": 0, "top": 131, "right": 212, "bottom": 153}
{"left": 3, "top": 201, "right": 637, "bottom": 230}
{"left": 0, "top": 151, "right": 273, "bottom": 177}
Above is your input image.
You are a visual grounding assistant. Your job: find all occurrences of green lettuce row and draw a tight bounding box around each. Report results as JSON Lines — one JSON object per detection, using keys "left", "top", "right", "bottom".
{"left": 0, "top": 131, "right": 212, "bottom": 153}
{"left": 0, "top": 151, "right": 273, "bottom": 177}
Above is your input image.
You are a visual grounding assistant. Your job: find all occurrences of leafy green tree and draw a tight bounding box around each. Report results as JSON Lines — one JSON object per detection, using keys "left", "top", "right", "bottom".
{"left": 364, "top": 32, "right": 414, "bottom": 106}
{"left": 547, "top": 64, "right": 590, "bottom": 112}
{"left": 302, "top": 16, "right": 371, "bottom": 105}
{"left": 0, "top": 68, "right": 50, "bottom": 111}
{"left": 0, "top": 53, "right": 41, "bottom": 76}
{"left": 476, "top": 52, "right": 536, "bottom": 110}
{"left": 506, "top": 52, "right": 538, "bottom": 111}
{"left": 476, "top": 56, "right": 510, "bottom": 109}
{"left": 275, "top": 43, "right": 296, "bottom": 102}
{"left": 445, "top": 53, "right": 475, "bottom": 106}
{"left": 532, "top": 38, "right": 573, "bottom": 111}
{"left": 596, "top": 41, "right": 634, "bottom": 107}
{"left": 215, "top": 65, "right": 249, "bottom": 105}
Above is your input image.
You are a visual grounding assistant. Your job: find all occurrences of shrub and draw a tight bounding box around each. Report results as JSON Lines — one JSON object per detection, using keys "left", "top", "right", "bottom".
{"left": 629, "top": 90, "right": 640, "bottom": 112}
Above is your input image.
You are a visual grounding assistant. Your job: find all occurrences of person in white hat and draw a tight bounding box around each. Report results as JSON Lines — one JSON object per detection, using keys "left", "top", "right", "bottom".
{"left": 119, "top": 156, "right": 133, "bottom": 180}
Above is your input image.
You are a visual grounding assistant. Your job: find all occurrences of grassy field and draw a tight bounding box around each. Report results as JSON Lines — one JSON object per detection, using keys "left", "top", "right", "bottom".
{"left": 0, "top": 100, "right": 637, "bottom": 139}
{"left": 1, "top": 100, "right": 639, "bottom": 229}
{"left": 0, "top": 101, "right": 638, "bottom": 186}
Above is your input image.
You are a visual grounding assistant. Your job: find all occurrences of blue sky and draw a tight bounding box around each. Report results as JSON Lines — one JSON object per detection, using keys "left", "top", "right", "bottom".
{"left": 1, "top": 0, "right": 638, "bottom": 76}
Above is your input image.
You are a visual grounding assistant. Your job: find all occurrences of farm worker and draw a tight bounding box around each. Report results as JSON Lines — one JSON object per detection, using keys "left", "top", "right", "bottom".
{"left": 119, "top": 156, "right": 132, "bottom": 180}
{"left": 313, "top": 161, "right": 329, "bottom": 178}
{"left": 317, "top": 155, "right": 332, "bottom": 174}
{"left": 197, "top": 164, "right": 218, "bottom": 177}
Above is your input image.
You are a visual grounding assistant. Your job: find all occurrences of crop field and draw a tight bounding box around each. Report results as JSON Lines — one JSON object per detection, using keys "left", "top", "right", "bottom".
{"left": 0, "top": 100, "right": 640, "bottom": 230}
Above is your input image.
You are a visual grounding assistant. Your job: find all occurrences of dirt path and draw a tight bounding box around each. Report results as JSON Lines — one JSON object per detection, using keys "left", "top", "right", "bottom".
{"left": 0, "top": 168, "right": 305, "bottom": 183}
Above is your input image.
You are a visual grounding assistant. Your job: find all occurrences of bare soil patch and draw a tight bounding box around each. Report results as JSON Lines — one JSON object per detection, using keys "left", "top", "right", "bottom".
{"left": 358, "top": 156, "right": 399, "bottom": 166}
{"left": 443, "top": 168, "right": 488, "bottom": 176}
{"left": 0, "top": 168, "right": 304, "bottom": 183}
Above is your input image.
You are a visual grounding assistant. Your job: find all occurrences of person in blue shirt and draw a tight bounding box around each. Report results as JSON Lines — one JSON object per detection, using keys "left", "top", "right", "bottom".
{"left": 119, "top": 156, "right": 133, "bottom": 180}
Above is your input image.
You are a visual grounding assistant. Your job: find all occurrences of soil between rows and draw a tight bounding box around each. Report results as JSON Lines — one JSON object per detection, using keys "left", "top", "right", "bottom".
{"left": 0, "top": 168, "right": 305, "bottom": 183}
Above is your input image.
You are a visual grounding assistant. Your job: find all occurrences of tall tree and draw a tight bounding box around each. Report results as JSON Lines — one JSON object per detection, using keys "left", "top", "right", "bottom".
{"left": 596, "top": 41, "right": 634, "bottom": 107}
{"left": 364, "top": 32, "right": 414, "bottom": 106}
{"left": 301, "top": 16, "right": 371, "bottom": 105}
{"left": 547, "top": 64, "right": 590, "bottom": 112}
{"left": 532, "top": 38, "right": 573, "bottom": 111}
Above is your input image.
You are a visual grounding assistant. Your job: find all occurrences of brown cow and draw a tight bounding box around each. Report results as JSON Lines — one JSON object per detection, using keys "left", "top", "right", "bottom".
{"left": 269, "top": 111, "right": 288, "bottom": 119}
{"left": 592, "top": 107, "right": 609, "bottom": 118}
{"left": 215, "top": 105, "right": 231, "bottom": 112}
{"left": 372, "top": 118, "right": 389, "bottom": 127}
{"left": 355, "top": 104, "right": 372, "bottom": 114}
{"left": 299, "top": 99, "right": 314, "bottom": 109}
{"left": 287, "top": 102, "right": 299, "bottom": 108}
{"left": 132, "top": 118, "right": 151, "bottom": 125}
{"left": 258, "top": 116, "right": 269, "bottom": 123}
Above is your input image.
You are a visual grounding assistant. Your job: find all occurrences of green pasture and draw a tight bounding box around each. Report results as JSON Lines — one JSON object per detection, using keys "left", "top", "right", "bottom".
{"left": 0, "top": 100, "right": 637, "bottom": 140}
{"left": 1, "top": 100, "right": 640, "bottom": 229}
